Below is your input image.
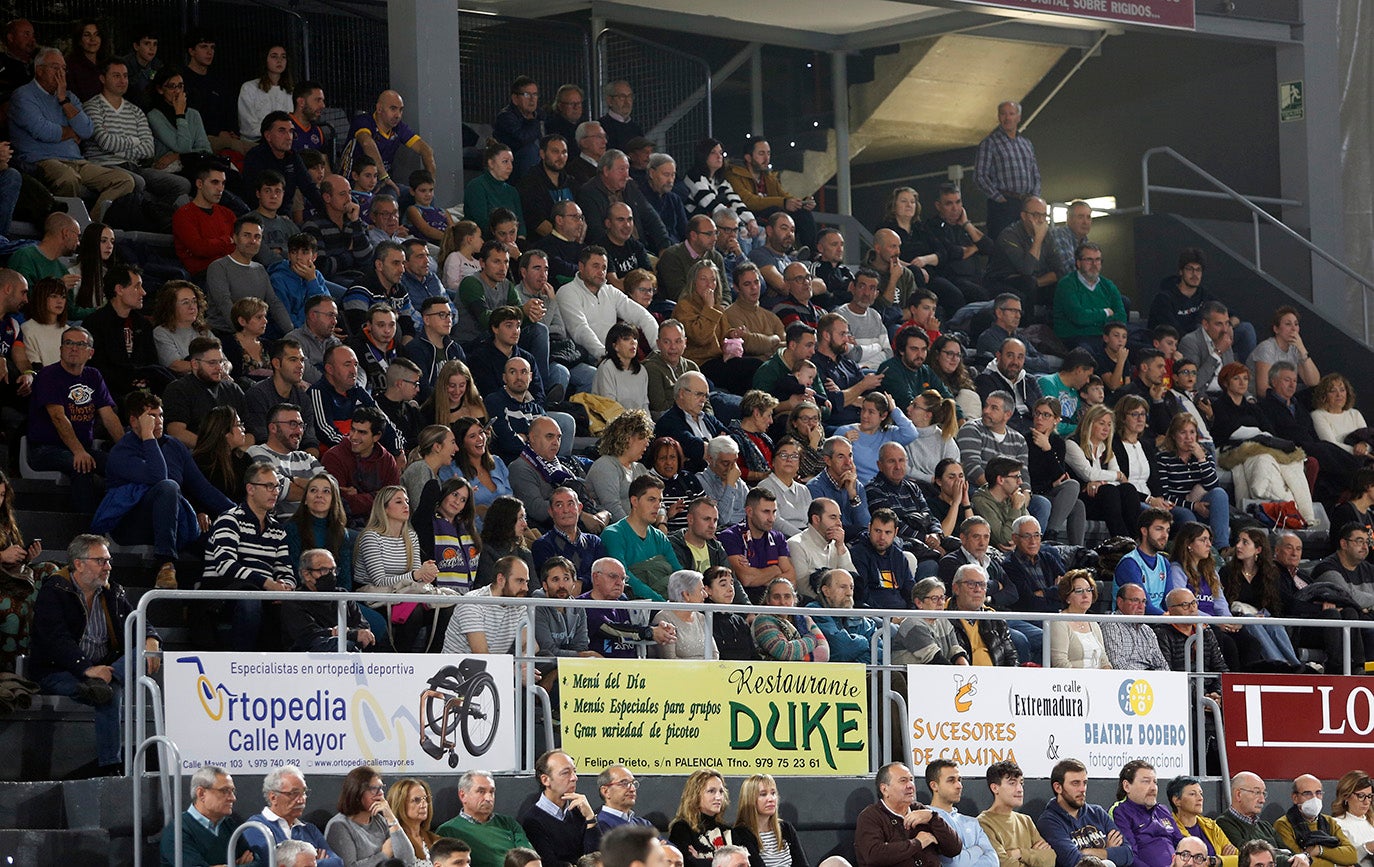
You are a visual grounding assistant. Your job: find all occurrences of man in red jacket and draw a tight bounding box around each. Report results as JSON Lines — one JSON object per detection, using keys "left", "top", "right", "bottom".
{"left": 171, "top": 165, "right": 234, "bottom": 277}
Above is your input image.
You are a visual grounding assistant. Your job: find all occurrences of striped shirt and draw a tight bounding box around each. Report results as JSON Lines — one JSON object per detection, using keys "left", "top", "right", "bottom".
{"left": 443, "top": 585, "right": 526, "bottom": 654}
{"left": 206, "top": 505, "right": 295, "bottom": 589}
{"left": 355, "top": 528, "right": 423, "bottom": 588}
{"left": 974, "top": 127, "right": 1040, "bottom": 200}
{"left": 82, "top": 94, "right": 155, "bottom": 165}
{"left": 1153, "top": 451, "right": 1220, "bottom": 504}
{"left": 245, "top": 444, "right": 324, "bottom": 516}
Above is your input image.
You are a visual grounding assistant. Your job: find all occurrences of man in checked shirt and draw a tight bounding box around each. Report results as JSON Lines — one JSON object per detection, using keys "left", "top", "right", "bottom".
{"left": 975, "top": 101, "right": 1041, "bottom": 240}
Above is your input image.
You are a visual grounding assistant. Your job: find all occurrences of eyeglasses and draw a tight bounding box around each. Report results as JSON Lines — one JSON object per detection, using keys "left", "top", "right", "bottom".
{"left": 1016, "top": 532, "right": 1042, "bottom": 540}
{"left": 685, "top": 389, "right": 709, "bottom": 398}
{"left": 365, "top": 784, "right": 386, "bottom": 794}
{"left": 938, "top": 349, "right": 962, "bottom": 359}
{"left": 607, "top": 779, "right": 640, "bottom": 789}
{"left": 409, "top": 795, "right": 430, "bottom": 805}
{"left": 425, "top": 311, "right": 454, "bottom": 319}
{"left": 998, "top": 307, "right": 1024, "bottom": 316}
{"left": 1352, "top": 792, "right": 1374, "bottom": 803}
{"left": 775, "top": 452, "right": 801, "bottom": 460}
{"left": 956, "top": 581, "right": 987, "bottom": 589}
{"left": 249, "top": 480, "right": 285, "bottom": 490}
{"left": 1032, "top": 410, "right": 1057, "bottom": 419}
{"left": 921, "top": 594, "right": 947, "bottom": 604}
{"left": 208, "top": 785, "right": 237, "bottom": 796}
{"left": 1070, "top": 586, "right": 1095, "bottom": 595}
{"left": 274, "top": 788, "right": 310, "bottom": 800}
{"left": 785, "top": 274, "right": 812, "bottom": 283}
{"left": 195, "top": 357, "right": 227, "bottom": 367}
{"left": 1175, "top": 854, "right": 1210, "bottom": 865}
{"left": 272, "top": 419, "right": 305, "bottom": 428}
{"left": 1168, "top": 600, "right": 1200, "bottom": 610}
{"left": 77, "top": 556, "right": 113, "bottom": 566}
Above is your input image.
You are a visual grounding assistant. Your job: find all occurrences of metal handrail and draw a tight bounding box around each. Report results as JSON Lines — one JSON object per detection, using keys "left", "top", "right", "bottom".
{"left": 132, "top": 735, "right": 181, "bottom": 867}
{"left": 1141, "top": 146, "right": 1374, "bottom": 341}
{"left": 124, "top": 587, "right": 1365, "bottom": 776}
{"left": 226, "top": 821, "right": 279, "bottom": 867}
{"left": 594, "top": 27, "right": 713, "bottom": 141}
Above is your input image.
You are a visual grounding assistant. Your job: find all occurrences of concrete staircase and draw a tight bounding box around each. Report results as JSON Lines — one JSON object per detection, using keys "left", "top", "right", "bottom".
{"left": 778, "top": 34, "right": 1069, "bottom": 197}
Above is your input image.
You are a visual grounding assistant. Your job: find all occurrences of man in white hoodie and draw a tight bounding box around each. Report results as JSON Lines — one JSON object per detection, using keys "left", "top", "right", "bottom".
{"left": 557, "top": 245, "right": 658, "bottom": 361}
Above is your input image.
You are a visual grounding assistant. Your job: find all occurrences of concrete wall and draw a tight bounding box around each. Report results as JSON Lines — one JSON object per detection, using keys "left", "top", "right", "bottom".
{"left": 843, "top": 30, "right": 1283, "bottom": 303}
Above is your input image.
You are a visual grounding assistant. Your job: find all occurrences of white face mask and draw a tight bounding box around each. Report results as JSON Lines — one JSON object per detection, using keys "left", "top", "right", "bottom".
{"left": 1300, "top": 797, "right": 1323, "bottom": 819}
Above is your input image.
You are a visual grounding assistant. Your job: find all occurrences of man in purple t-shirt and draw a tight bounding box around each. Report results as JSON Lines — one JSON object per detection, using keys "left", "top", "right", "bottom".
{"left": 27, "top": 324, "right": 125, "bottom": 511}
{"left": 718, "top": 488, "right": 796, "bottom": 603}
{"left": 339, "top": 90, "right": 435, "bottom": 197}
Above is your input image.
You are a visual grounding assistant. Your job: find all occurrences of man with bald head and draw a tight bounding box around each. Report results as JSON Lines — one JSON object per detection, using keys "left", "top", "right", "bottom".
{"left": 975, "top": 100, "right": 1041, "bottom": 240}
{"left": 1216, "top": 771, "right": 1310, "bottom": 867}
{"left": 985, "top": 195, "right": 1067, "bottom": 312}
{"left": 9, "top": 212, "right": 79, "bottom": 291}
{"left": 867, "top": 227, "right": 918, "bottom": 313}
{"left": 342, "top": 89, "right": 436, "bottom": 197}
{"left": 576, "top": 149, "right": 670, "bottom": 254}
{"left": 303, "top": 173, "right": 373, "bottom": 283}
{"left": 600, "top": 202, "right": 651, "bottom": 289}
{"left": 1275, "top": 776, "right": 1357, "bottom": 867}
{"left": 1152, "top": 588, "right": 1227, "bottom": 699}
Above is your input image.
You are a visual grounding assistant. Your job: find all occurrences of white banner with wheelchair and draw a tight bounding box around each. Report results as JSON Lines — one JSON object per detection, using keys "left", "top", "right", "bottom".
{"left": 164, "top": 652, "right": 516, "bottom": 774}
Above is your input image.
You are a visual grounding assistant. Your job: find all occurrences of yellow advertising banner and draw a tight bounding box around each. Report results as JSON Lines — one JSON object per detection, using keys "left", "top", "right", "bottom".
{"left": 559, "top": 658, "right": 868, "bottom": 776}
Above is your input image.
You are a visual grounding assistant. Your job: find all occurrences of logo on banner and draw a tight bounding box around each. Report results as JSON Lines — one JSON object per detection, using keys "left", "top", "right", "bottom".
{"left": 954, "top": 674, "right": 978, "bottom": 713}
{"left": 1118, "top": 679, "right": 1156, "bottom": 716}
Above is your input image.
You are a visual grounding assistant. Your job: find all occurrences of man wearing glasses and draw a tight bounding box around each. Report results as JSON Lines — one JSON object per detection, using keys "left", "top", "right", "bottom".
{"left": 30, "top": 533, "right": 161, "bottom": 776}
{"left": 245, "top": 764, "right": 342, "bottom": 867}
{"left": 405, "top": 296, "right": 466, "bottom": 401}
{"left": 161, "top": 765, "right": 257, "bottom": 866}
{"left": 27, "top": 324, "right": 126, "bottom": 513}
{"left": 493, "top": 75, "right": 544, "bottom": 181}
{"left": 163, "top": 336, "right": 248, "bottom": 449}
{"left": 204, "top": 461, "right": 297, "bottom": 651}
{"left": 94, "top": 390, "right": 234, "bottom": 589}
{"left": 596, "top": 766, "right": 655, "bottom": 832}
{"left": 1275, "top": 776, "right": 1359, "bottom": 867}
{"left": 656, "top": 214, "right": 726, "bottom": 299}
{"left": 246, "top": 402, "right": 324, "bottom": 517}
{"left": 1216, "top": 771, "right": 1311, "bottom": 867}
{"left": 984, "top": 196, "right": 1068, "bottom": 313}
{"left": 1152, "top": 588, "right": 1227, "bottom": 700}
{"left": 282, "top": 549, "right": 374, "bottom": 652}
{"left": 1311, "top": 523, "right": 1374, "bottom": 611}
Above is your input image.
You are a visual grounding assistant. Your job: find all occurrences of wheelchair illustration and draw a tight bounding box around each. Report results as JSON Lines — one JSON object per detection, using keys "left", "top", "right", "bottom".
{"left": 419, "top": 659, "right": 501, "bottom": 765}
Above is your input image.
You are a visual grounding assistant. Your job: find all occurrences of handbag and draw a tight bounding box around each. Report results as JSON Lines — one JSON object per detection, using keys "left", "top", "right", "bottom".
{"left": 548, "top": 334, "right": 588, "bottom": 368}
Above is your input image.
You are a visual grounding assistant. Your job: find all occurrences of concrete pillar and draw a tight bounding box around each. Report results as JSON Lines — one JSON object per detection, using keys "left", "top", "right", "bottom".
{"left": 750, "top": 45, "right": 765, "bottom": 137}
{"left": 387, "top": 0, "right": 464, "bottom": 203}
{"left": 1276, "top": 1, "right": 1344, "bottom": 312}
{"left": 831, "top": 50, "right": 851, "bottom": 217}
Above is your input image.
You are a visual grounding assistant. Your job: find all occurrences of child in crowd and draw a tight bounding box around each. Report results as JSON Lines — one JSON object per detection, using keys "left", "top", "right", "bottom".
{"left": 905, "top": 288, "right": 941, "bottom": 344}
{"left": 439, "top": 220, "right": 484, "bottom": 291}
{"left": 406, "top": 170, "right": 454, "bottom": 243}
{"left": 293, "top": 149, "right": 329, "bottom": 223}
{"left": 1152, "top": 324, "right": 1182, "bottom": 389}
{"left": 349, "top": 154, "right": 379, "bottom": 223}
{"left": 1079, "top": 374, "right": 1106, "bottom": 412}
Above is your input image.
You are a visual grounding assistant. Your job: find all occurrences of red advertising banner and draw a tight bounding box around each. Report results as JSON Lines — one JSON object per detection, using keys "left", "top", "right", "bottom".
{"left": 958, "top": 0, "right": 1196, "bottom": 31}
{"left": 1222, "top": 674, "right": 1374, "bottom": 780}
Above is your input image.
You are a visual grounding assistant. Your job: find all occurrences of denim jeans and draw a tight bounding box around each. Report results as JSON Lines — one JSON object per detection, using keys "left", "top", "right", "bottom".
{"left": 1171, "top": 486, "right": 1231, "bottom": 548}
{"left": 520, "top": 321, "right": 552, "bottom": 387}
{"left": 29, "top": 442, "right": 106, "bottom": 513}
{"left": 1008, "top": 620, "right": 1044, "bottom": 665}
{"left": 110, "top": 478, "right": 194, "bottom": 560}
{"left": 40, "top": 656, "right": 124, "bottom": 766}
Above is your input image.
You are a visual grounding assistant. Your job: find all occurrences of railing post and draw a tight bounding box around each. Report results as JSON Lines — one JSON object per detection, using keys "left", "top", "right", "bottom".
{"left": 227, "top": 821, "right": 279, "bottom": 867}
{"left": 1253, "top": 211, "right": 1263, "bottom": 273}
{"left": 132, "top": 735, "right": 181, "bottom": 867}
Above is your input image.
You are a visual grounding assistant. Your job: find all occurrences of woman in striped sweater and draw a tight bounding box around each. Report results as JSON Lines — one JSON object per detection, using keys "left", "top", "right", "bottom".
{"left": 354, "top": 485, "right": 450, "bottom": 651}
{"left": 1155, "top": 413, "right": 1231, "bottom": 549}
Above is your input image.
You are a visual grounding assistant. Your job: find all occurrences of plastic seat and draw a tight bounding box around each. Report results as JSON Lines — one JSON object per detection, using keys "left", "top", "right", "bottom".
{"left": 18, "top": 437, "right": 67, "bottom": 485}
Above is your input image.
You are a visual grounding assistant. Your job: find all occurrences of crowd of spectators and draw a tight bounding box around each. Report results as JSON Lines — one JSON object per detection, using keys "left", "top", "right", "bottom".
{"left": 3, "top": 18, "right": 1371, "bottom": 783}
{"left": 160, "top": 755, "right": 1374, "bottom": 867}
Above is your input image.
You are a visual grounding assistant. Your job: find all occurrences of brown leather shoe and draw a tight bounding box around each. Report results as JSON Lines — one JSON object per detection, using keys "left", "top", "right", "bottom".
{"left": 155, "top": 562, "right": 177, "bottom": 590}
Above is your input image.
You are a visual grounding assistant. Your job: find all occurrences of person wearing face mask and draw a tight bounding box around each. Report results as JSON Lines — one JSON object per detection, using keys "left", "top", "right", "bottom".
{"left": 1276, "top": 776, "right": 1359, "bottom": 867}
{"left": 282, "top": 548, "right": 375, "bottom": 651}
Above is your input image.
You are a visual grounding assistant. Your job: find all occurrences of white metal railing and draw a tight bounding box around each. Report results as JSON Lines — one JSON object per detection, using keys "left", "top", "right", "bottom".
{"left": 1141, "top": 146, "right": 1374, "bottom": 342}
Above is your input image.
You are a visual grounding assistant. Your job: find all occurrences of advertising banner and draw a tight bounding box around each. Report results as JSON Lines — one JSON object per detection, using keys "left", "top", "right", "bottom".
{"left": 1222, "top": 673, "right": 1374, "bottom": 779}
{"left": 558, "top": 658, "right": 868, "bottom": 776}
{"left": 906, "top": 665, "right": 1191, "bottom": 777}
{"left": 959, "top": 0, "right": 1195, "bottom": 30}
{"left": 166, "top": 652, "right": 517, "bottom": 774}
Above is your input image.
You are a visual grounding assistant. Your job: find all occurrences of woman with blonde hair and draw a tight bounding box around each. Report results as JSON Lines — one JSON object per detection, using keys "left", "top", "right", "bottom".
{"left": 151, "top": 280, "right": 210, "bottom": 374}
{"left": 387, "top": 778, "right": 440, "bottom": 866}
{"left": 1332, "top": 771, "right": 1374, "bottom": 865}
{"left": 355, "top": 485, "right": 448, "bottom": 652}
{"left": 401, "top": 424, "right": 459, "bottom": 511}
{"left": 587, "top": 409, "right": 653, "bottom": 522}
{"left": 1311, "top": 372, "right": 1371, "bottom": 461}
{"left": 678, "top": 258, "right": 760, "bottom": 393}
{"left": 734, "top": 774, "right": 808, "bottom": 867}
{"left": 905, "top": 389, "right": 960, "bottom": 481}
{"left": 423, "top": 359, "right": 488, "bottom": 426}
{"left": 1064, "top": 403, "right": 1139, "bottom": 537}
{"left": 669, "top": 768, "right": 733, "bottom": 867}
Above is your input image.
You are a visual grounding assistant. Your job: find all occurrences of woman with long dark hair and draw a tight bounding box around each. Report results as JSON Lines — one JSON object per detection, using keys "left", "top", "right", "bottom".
{"left": 192, "top": 407, "right": 252, "bottom": 500}
{"left": 648, "top": 436, "right": 701, "bottom": 535}
{"left": 429, "top": 477, "right": 480, "bottom": 594}
{"left": 678, "top": 137, "right": 758, "bottom": 235}
{"left": 324, "top": 765, "right": 412, "bottom": 867}
{"left": 65, "top": 20, "right": 110, "bottom": 102}
{"left": 453, "top": 417, "right": 510, "bottom": 531}
{"left": 72, "top": 222, "right": 119, "bottom": 320}
{"left": 147, "top": 67, "right": 214, "bottom": 170}
{"left": 1219, "top": 526, "right": 1304, "bottom": 672}
{"left": 237, "top": 43, "right": 294, "bottom": 140}
{"left": 474, "top": 495, "right": 535, "bottom": 590}
{"left": 930, "top": 335, "right": 981, "bottom": 421}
